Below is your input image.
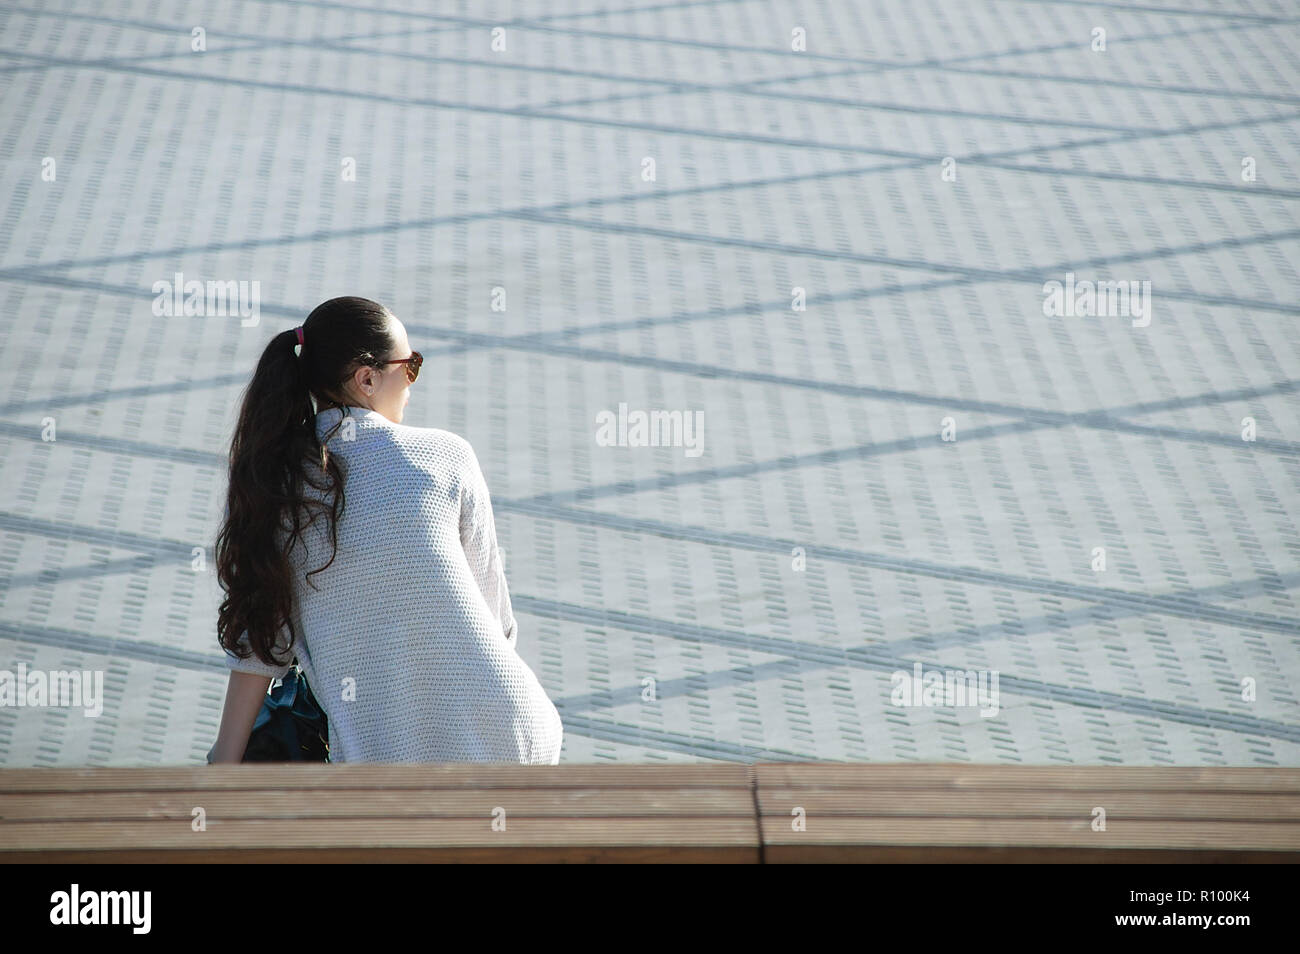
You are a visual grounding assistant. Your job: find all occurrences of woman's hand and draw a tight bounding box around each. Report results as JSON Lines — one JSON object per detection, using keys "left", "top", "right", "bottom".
{"left": 208, "top": 671, "right": 273, "bottom": 763}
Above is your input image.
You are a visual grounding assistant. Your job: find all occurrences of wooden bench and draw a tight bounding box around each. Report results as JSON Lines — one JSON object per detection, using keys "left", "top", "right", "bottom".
{"left": 0, "top": 764, "right": 758, "bottom": 863}
{"left": 755, "top": 764, "right": 1300, "bottom": 862}
{"left": 2, "top": 763, "right": 1296, "bottom": 862}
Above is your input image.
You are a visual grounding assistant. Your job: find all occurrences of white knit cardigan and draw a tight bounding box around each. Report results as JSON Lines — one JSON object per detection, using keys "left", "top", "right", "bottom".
{"left": 223, "top": 405, "right": 564, "bottom": 764}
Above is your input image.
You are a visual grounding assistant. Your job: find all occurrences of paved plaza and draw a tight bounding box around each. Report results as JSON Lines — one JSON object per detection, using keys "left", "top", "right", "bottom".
{"left": 0, "top": 0, "right": 1297, "bottom": 766}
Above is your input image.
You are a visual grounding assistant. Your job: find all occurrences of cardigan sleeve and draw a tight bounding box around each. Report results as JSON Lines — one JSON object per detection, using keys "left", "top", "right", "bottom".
{"left": 458, "top": 443, "right": 518, "bottom": 651}
{"left": 223, "top": 625, "right": 296, "bottom": 679}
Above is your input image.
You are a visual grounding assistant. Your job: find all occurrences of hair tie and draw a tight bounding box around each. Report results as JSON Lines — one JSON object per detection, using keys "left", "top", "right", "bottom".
{"left": 293, "top": 326, "right": 304, "bottom": 358}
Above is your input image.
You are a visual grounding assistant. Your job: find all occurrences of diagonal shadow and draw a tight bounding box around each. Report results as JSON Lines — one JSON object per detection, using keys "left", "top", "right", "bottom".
{"left": 2, "top": 491, "right": 1296, "bottom": 637}
{"left": 2, "top": 588, "right": 1293, "bottom": 760}
{"left": 5, "top": 3, "right": 1294, "bottom": 252}
{"left": 0, "top": 6, "right": 728, "bottom": 124}
{"left": 499, "top": 502, "right": 1300, "bottom": 636}
{"left": 3, "top": 556, "right": 155, "bottom": 589}
{"left": 3, "top": 372, "right": 1295, "bottom": 521}
{"left": 997, "top": 0, "right": 1287, "bottom": 23}
{"left": 2, "top": 270, "right": 1296, "bottom": 464}
{"left": 0, "top": 619, "right": 225, "bottom": 673}
{"left": 933, "top": 62, "right": 1300, "bottom": 107}
{"left": 552, "top": 569, "right": 1300, "bottom": 721}
{"left": 521, "top": 13, "right": 1299, "bottom": 111}
{"left": 3, "top": 18, "right": 1297, "bottom": 243}
{"left": 0, "top": 617, "right": 817, "bottom": 762}
{"left": 510, "top": 377, "right": 1300, "bottom": 507}
{"left": 0, "top": 373, "right": 250, "bottom": 416}
{"left": 5, "top": 0, "right": 1294, "bottom": 764}
{"left": 0, "top": 421, "right": 227, "bottom": 468}
{"left": 492, "top": 262, "right": 1299, "bottom": 358}
{"left": 498, "top": 210, "right": 1300, "bottom": 312}
{"left": 548, "top": 712, "right": 814, "bottom": 762}
{"left": 548, "top": 566, "right": 1300, "bottom": 712}
{"left": 0, "top": 44, "right": 1143, "bottom": 164}
{"left": 6, "top": 100, "right": 1295, "bottom": 281}
{"left": 411, "top": 326, "right": 1300, "bottom": 458}
{"left": 521, "top": 595, "right": 1300, "bottom": 744}
{"left": 0, "top": 0, "right": 752, "bottom": 52}
{"left": 2, "top": 268, "right": 1296, "bottom": 464}
{"left": 0, "top": 9, "right": 450, "bottom": 75}
{"left": 251, "top": 0, "right": 1293, "bottom": 72}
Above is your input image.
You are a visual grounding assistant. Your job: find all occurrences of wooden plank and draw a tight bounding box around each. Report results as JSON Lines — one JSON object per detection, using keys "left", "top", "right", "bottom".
{"left": 759, "top": 818, "right": 1300, "bottom": 851}
{"left": 763, "top": 844, "right": 1295, "bottom": 864}
{"left": 753, "top": 763, "right": 1300, "bottom": 792}
{"left": 7, "top": 847, "right": 755, "bottom": 864}
{"left": 11, "top": 788, "right": 1292, "bottom": 824}
{"left": 0, "top": 817, "right": 760, "bottom": 850}
{"left": 10, "top": 763, "right": 1293, "bottom": 795}
{"left": 0, "top": 764, "right": 761, "bottom": 862}
{"left": 0, "top": 764, "right": 753, "bottom": 793}
{"left": 754, "top": 789, "right": 1300, "bottom": 820}
{"left": 756, "top": 765, "right": 1300, "bottom": 861}
{"left": 5, "top": 763, "right": 1296, "bottom": 863}
{"left": 0, "top": 787, "right": 755, "bottom": 821}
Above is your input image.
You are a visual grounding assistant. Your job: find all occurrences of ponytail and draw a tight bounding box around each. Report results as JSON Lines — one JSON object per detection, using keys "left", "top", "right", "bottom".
{"left": 216, "top": 297, "right": 397, "bottom": 667}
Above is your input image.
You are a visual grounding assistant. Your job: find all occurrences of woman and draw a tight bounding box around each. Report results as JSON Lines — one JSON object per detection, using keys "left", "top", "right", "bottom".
{"left": 208, "top": 296, "right": 563, "bottom": 763}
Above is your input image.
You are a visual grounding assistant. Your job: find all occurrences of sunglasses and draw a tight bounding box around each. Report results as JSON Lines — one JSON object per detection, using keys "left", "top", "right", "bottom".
{"left": 380, "top": 350, "right": 423, "bottom": 383}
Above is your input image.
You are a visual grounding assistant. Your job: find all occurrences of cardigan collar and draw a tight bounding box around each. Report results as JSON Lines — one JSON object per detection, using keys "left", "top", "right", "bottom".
{"left": 315, "top": 404, "right": 387, "bottom": 434}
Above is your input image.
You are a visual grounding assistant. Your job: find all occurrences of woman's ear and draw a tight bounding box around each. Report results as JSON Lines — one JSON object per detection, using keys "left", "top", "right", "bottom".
{"left": 352, "top": 363, "right": 375, "bottom": 396}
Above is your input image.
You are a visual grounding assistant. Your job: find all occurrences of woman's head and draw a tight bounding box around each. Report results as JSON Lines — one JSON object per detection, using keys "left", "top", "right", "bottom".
{"left": 298, "top": 296, "right": 417, "bottom": 425}
{"left": 215, "top": 296, "right": 416, "bottom": 668}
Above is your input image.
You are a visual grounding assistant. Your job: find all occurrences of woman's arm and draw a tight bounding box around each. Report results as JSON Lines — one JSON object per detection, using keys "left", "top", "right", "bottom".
{"left": 459, "top": 443, "right": 519, "bottom": 650}
{"left": 208, "top": 671, "right": 272, "bottom": 763}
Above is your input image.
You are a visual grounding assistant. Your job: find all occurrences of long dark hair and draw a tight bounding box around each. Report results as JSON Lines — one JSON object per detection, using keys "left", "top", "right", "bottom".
{"left": 216, "top": 296, "right": 399, "bottom": 668}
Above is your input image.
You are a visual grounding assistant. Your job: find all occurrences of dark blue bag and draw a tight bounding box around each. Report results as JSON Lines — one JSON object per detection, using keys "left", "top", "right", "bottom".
{"left": 241, "top": 663, "right": 330, "bottom": 762}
